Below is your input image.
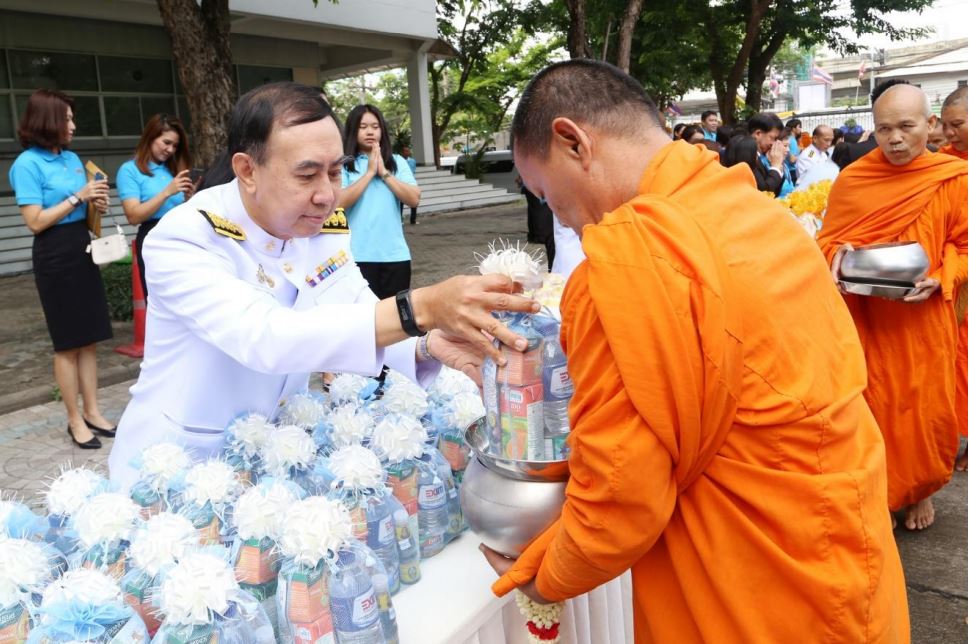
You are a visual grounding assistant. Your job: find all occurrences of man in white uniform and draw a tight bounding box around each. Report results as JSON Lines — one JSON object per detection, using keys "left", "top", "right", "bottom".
{"left": 109, "top": 83, "right": 536, "bottom": 487}
{"left": 795, "top": 124, "right": 834, "bottom": 178}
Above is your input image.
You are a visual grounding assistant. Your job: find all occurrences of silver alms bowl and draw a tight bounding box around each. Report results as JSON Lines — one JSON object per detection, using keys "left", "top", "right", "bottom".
{"left": 839, "top": 241, "right": 930, "bottom": 285}
{"left": 459, "top": 418, "right": 569, "bottom": 556}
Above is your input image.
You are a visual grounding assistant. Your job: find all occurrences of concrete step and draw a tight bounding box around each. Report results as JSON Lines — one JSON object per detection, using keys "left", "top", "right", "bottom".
{"left": 420, "top": 184, "right": 498, "bottom": 200}
{"left": 419, "top": 191, "right": 522, "bottom": 214}
{"left": 415, "top": 174, "right": 478, "bottom": 187}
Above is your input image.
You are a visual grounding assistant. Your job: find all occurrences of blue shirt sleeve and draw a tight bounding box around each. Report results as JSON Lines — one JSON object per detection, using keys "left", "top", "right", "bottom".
{"left": 116, "top": 160, "right": 141, "bottom": 201}
{"left": 9, "top": 156, "right": 44, "bottom": 206}
{"left": 789, "top": 137, "right": 800, "bottom": 158}
{"left": 392, "top": 154, "right": 417, "bottom": 186}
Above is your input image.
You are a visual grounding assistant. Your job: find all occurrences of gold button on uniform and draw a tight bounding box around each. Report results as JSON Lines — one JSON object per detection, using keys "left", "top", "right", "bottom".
{"left": 282, "top": 263, "right": 293, "bottom": 273}
{"left": 265, "top": 242, "right": 275, "bottom": 251}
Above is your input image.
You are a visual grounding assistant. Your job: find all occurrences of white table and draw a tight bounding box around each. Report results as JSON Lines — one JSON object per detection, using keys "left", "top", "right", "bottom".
{"left": 393, "top": 534, "right": 634, "bottom": 644}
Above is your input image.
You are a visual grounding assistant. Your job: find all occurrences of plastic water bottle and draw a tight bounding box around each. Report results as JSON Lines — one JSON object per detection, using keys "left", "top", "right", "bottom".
{"left": 393, "top": 508, "right": 421, "bottom": 585}
{"left": 329, "top": 550, "right": 386, "bottom": 644}
{"left": 365, "top": 494, "right": 401, "bottom": 594}
{"left": 416, "top": 462, "right": 449, "bottom": 558}
{"left": 429, "top": 451, "right": 463, "bottom": 542}
{"left": 541, "top": 323, "right": 573, "bottom": 437}
{"left": 364, "top": 558, "right": 399, "bottom": 644}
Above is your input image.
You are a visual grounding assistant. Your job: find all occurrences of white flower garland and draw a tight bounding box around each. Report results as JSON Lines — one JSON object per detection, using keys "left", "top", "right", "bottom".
{"left": 0, "top": 536, "right": 51, "bottom": 606}
{"left": 72, "top": 492, "right": 141, "bottom": 548}
{"left": 370, "top": 415, "right": 426, "bottom": 463}
{"left": 159, "top": 551, "right": 238, "bottom": 626}
{"left": 45, "top": 467, "right": 105, "bottom": 517}
{"left": 128, "top": 512, "right": 197, "bottom": 577}
{"left": 515, "top": 590, "right": 564, "bottom": 643}
{"left": 278, "top": 497, "right": 353, "bottom": 568}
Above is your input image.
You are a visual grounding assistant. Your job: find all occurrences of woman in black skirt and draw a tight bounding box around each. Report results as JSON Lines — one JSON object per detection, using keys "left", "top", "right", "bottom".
{"left": 8, "top": 89, "right": 115, "bottom": 449}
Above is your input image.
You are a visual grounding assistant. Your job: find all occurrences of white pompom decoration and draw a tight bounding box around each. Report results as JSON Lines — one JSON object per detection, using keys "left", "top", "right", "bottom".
{"left": 448, "top": 391, "right": 487, "bottom": 430}
{"left": 279, "top": 393, "right": 328, "bottom": 430}
{"left": 476, "top": 240, "right": 545, "bottom": 291}
{"left": 0, "top": 536, "right": 51, "bottom": 606}
{"left": 129, "top": 512, "right": 197, "bottom": 577}
{"left": 381, "top": 380, "right": 430, "bottom": 418}
{"left": 183, "top": 460, "right": 241, "bottom": 508}
{"left": 234, "top": 481, "right": 299, "bottom": 542}
{"left": 329, "top": 374, "right": 370, "bottom": 405}
{"left": 430, "top": 366, "right": 479, "bottom": 401}
{"left": 261, "top": 425, "right": 316, "bottom": 477}
{"left": 328, "top": 445, "right": 385, "bottom": 492}
{"left": 226, "top": 413, "right": 274, "bottom": 459}
{"left": 73, "top": 492, "right": 141, "bottom": 548}
{"left": 278, "top": 497, "right": 353, "bottom": 568}
{"left": 159, "top": 551, "right": 239, "bottom": 626}
{"left": 42, "top": 568, "right": 122, "bottom": 607}
{"left": 370, "top": 415, "right": 426, "bottom": 463}
{"left": 45, "top": 467, "right": 105, "bottom": 517}
{"left": 328, "top": 404, "right": 375, "bottom": 448}
{"left": 139, "top": 442, "right": 190, "bottom": 490}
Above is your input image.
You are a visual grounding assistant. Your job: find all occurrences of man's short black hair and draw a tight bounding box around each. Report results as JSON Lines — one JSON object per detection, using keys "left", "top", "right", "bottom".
{"left": 871, "top": 79, "right": 910, "bottom": 106}
{"left": 228, "top": 81, "right": 334, "bottom": 164}
{"left": 715, "top": 125, "right": 734, "bottom": 146}
{"left": 511, "top": 59, "right": 662, "bottom": 158}
{"left": 785, "top": 118, "right": 802, "bottom": 130}
{"left": 701, "top": 110, "right": 718, "bottom": 121}
{"left": 748, "top": 112, "right": 784, "bottom": 134}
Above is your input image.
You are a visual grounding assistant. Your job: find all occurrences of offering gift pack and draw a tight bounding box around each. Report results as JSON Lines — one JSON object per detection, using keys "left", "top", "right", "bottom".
{"left": 129, "top": 443, "right": 191, "bottom": 519}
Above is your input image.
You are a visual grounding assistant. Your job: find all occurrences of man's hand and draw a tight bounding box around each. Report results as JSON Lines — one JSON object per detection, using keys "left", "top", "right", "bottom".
{"left": 479, "top": 544, "right": 553, "bottom": 605}
{"left": 425, "top": 329, "right": 484, "bottom": 387}
{"left": 903, "top": 277, "right": 940, "bottom": 303}
{"left": 768, "top": 140, "right": 787, "bottom": 169}
{"left": 830, "top": 243, "right": 854, "bottom": 290}
{"left": 412, "top": 275, "right": 540, "bottom": 365}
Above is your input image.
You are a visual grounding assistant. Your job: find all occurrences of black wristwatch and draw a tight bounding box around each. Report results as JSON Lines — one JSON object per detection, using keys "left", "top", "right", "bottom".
{"left": 395, "top": 289, "right": 424, "bottom": 337}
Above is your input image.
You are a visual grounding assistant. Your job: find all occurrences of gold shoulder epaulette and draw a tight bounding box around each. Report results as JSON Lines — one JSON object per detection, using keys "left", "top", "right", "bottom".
{"left": 320, "top": 208, "right": 349, "bottom": 234}
{"left": 199, "top": 210, "right": 246, "bottom": 241}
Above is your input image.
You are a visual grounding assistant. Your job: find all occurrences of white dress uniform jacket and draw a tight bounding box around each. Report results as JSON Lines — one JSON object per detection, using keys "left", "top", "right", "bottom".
{"left": 795, "top": 143, "right": 831, "bottom": 178}
{"left": 108, "top": 179, "right": 437, "bottom": 488}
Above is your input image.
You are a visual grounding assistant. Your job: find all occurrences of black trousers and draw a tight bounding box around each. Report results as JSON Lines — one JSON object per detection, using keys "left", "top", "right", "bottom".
{"left": 358, "top": 260, "right": 412, "bottom": 299}
{"left": 135, "top": 218, "right": 160, "bottom": 299}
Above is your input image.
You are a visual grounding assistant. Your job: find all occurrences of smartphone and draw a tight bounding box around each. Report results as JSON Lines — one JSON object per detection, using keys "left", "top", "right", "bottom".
{"left": 94, "top": 172, "right": 106, "bottom": 181}
{"left": 189, "top": 167, "right": 205, "bottom": 183}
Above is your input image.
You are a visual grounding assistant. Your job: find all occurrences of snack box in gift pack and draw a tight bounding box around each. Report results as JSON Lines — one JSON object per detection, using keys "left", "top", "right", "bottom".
{"left": 122, "top": 573, "right": 162, "bottom": 635}
{"left": 240, "top": 580, "right": 278, "bottom": 640}
{"left": 348, "top": 505, "right": 367, "bottom": 542}
{"left": 385, "top": 462, "right": 417, "bottom": 517}
{"left": 0, "top": 601, "right": 30, "bottom": 644}
{"left": 235, "top": 538, "right": 279, "bottom": 585}
{"left": 82, "top": 545, "right": 128, "bottom": 581}
{"left": 160, "top": 623, "right": 219, "bottom": 644}
{"left": 130, "top": 483, "right": 164, "bottom": 519}
{"left": 189, "top": 506, "right": 222, "bottom": 545}
{"left": 281, "top": 563, "right": 335, "bottom": 643}
{"left": 438, "top": 431, "right": 469, "bottom": 472}
{"left": 499, "top": 383, "right": 544, "bottom": 460}
{"left": 496, "top": 344, "right": 542, "bottom": 386}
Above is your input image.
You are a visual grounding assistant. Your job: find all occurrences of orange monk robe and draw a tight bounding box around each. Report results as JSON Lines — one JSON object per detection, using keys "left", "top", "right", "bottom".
{"left": 818, "top": 148, "right": 968, "bottom": 507}
{"left": 493, "top": 142, "right": 908, "bottom": 643}
{"left": 940, "top": 143, "right": 969, "bottom": 438}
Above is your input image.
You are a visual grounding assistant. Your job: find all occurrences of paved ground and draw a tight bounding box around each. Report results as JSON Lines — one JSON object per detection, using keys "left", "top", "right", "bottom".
{"left": 0, "top": 202, "right": 965, "bottom": 642}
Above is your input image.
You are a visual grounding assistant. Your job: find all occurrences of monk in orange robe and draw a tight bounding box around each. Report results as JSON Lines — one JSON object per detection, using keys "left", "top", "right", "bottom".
{"left": 940, "top": 86, "right": 969, "bottom": 470}
{"left": 819, "top": 84, "right": 968, "bottom": 530}
{"left": 482, "top": 60, "right": 908, "bottom": 643}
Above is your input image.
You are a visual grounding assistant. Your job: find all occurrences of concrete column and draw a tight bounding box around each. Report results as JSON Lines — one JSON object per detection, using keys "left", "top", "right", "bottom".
{"left": 406, "top": 49, "right": 435, "bottom": 166}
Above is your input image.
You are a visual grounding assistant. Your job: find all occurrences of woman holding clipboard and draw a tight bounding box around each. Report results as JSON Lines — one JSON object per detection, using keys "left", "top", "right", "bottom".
{"left": 8, "top": 89, "right": 114, "bottom": 449}
{"left": 117, "top": 114, "right": 194, "bottom": 299}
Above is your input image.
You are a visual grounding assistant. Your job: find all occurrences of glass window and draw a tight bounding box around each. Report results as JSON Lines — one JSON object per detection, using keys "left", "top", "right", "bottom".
{"left": 177, "top": 96, "right": 191, "bottom": 131}
{"left": 0, "top": 95, "right": 13, "bottom": 139}
{"left": 237, "top": 65, "right": 293, "bottom": 94}
{"left": 0, "top": 51, "right": 9, "bottom": 89}
{"left": 8, "top": 50, "right": 98, "bottom": 91}
{"left": 13, "top": 93, "right": 101, "bottom": 138}
{"left": 103, "top": 96, "right": 142, "bottom": 136}
{"left": 99, "top": 56, "right": 174, "bottom": 93}
{"left": 140, "top": 96, "right": 176, "bottom": 125}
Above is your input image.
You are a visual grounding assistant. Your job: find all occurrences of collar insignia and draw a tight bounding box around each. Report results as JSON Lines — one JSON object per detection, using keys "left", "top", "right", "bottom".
{"left": 199, "top": 210, "right": 246, "bottom": 241}
{"left": 320, "top": 208, "right": 349, "bottom": 234}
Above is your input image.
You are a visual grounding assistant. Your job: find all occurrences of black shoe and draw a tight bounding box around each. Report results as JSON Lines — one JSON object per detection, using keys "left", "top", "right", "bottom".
{"left": 67, "top": 424, "right": 101, "bottom": 449}
{"left": 83, "top": 417, "right": 116, "bottom": 438}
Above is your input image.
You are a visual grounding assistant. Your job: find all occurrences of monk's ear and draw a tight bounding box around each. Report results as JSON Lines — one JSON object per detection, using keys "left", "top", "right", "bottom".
{"left": 550, "top": 117, "right": 593, "bottom": 169}
{"left": 927, "top": 114, "right": 939, "bottom": 130}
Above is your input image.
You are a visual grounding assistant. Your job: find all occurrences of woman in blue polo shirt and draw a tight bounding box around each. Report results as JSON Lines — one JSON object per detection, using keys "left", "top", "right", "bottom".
{"left": 9, "top": 89, "right": 113, "bottom": 450}
{"left": 117, "top": 114, "right": 193, "bottom": 299}
{"left": 337, "top": 104, "right": 421, "bottom": 299}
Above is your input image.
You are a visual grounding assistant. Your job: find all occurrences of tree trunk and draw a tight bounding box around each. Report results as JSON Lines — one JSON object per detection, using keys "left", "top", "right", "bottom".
{"left": 156, "top": 0, "right": 237, "bottom": 168}
{"left": 745, "top": 31, "right": 788, "bottom": 115}
{"left": 564, "top": 0, "right": 592, "bottom": 59}
{"left": 702, "top": 0, "right": 770, "bottom": 125}
{"left": 615, "top": 0, "right": 645, "bottom": 73}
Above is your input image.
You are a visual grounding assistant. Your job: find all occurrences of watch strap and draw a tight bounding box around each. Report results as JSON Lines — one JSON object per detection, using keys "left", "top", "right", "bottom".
{"left": 395, "top": 289, "right": 423, "bottom": 337}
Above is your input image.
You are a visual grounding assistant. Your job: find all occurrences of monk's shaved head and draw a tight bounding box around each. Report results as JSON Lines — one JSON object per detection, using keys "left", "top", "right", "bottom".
{"left": 873, "top": 84, "right": 935, "bottom": 166}
{"left": 511, "top": 59, "right": 662, "bottom": 158}
{"left": 941, "top": 86, "right": 968, "bottom": 153}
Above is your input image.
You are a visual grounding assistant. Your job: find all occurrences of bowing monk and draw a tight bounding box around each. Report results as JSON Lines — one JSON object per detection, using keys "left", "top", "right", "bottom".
{"left": 819, "top": 83, "right": 968, "bottom": 530}
{"left": 482, "top": 60, "right": 908, "bottom": 643}
{"left": 940, "top": 86, "right": 969, "bottom": 471}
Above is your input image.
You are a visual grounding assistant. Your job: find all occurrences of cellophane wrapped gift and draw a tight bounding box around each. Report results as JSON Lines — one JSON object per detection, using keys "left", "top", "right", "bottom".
{"left": 129, "top": 443, "right": 190, "bottom": 518}
{"left": 378, "top": 379, "right": 430, "bottom": 442}
{"left": 27, "top": 568, "right": 149, "bottom": 643}
{"left": 71, "top": 493, "right": 142, "bottom": 580}
{"left": 434, "top": 388, "right": 485, "bottom": 488}
{"left": 42, "top": 467, "right": 107, "bottom": 557}
{"left": 0, "top": 536, "right": 54, "bottom": 644}
{"left": 326, "top": 445, "right": 404, "bottom": 595}
{"left": 279, "top": 392, "right": 330, "bottom": 442}
{"left": 369, "top": 415, "right": 425, "bottom": 565}
{"left": 275, "top": 496, "right": 352, "bottom": 644}
{"left": 120, "top": 512, "right": 197, "bottom": 637}
{"left": 224, "top": 413, "right": 274, "bottom": 486}
{"left": 179, "top": 461, "right": 242, "bottom": 546}
{"left": 151, "top": 551, "right": 274, "bottom": 644}
{"left": 229, "top": 478, "right": 304, "bottom": 635}
{"left": 259, "top": 425, "right": 317, "bottom": 491}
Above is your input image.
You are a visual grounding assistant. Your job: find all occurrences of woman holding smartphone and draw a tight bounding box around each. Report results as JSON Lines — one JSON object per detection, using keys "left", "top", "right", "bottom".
{"left": 9, "top": 89, "right": 114, "bottom": 449}
{"left": 117, "top": 113, "right": 193, "bottom": 298}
